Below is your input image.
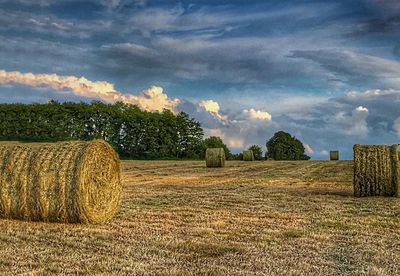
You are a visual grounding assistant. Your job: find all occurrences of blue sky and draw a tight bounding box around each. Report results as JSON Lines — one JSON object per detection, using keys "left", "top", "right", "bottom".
{"left": 1, "top": 0, "right": 400, "bottom": 159}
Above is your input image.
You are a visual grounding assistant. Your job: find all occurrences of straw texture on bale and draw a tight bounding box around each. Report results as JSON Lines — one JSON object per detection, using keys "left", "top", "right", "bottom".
{"left": 353, "top": 144, "right": 399, "bottom": 197}
{"left": 0, "top": 140, "right": 121, "bottom": 223}
{"left": 243, "top": 150, "right": 255, "bottom": 161}
{"left": 205, "top": 148, "right": 225, "bottom": 168}
{"left": 330, "top": 151, "right": 339, "bottom": 160}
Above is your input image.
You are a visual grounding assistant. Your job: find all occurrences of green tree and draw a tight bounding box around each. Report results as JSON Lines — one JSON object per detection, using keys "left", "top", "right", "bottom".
{"left": 202, "top": 136, "right": 233, "bottom": 160}
{"left": 248, "top": 145, "right": 263, "bottom": 160}
{"left": 266, "top": 131, "right": 310, "bottom": 160}
{"left": 0, "top": 101, "right": 205, "bottom": 160}
{"left": 232, "top": 153, "right": 243, "bottom": 160}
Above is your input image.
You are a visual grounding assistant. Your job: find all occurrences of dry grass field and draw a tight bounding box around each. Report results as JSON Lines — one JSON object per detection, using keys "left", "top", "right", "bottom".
{"left": 0, "top": 160, "right": 400, "bottom": 275}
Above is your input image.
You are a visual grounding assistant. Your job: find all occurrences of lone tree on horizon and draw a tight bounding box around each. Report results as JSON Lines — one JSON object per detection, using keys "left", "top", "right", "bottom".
{"left": 266, "top": 131, "right": 310, "bottom": 160}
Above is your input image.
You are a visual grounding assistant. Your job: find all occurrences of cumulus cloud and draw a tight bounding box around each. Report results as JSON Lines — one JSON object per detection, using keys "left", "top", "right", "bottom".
{"left": 192, "top": 98, "right": 275, "bottom": 150}
{"left": 199, "top": 99, "right": 220, "bottom": 113}
{"left": 243, "top": 108, "right": 272, "bottom": 121}
{"left": 331, "top": 106, "right": 369, "bottom": 137}
{"left": 198, "top": 99, "right": 228, "bottom": 123}
{"left": 303, "top": 143, "right": 314, "bottom": 155}
{"left": 355, "top": 106, "right": 369, "bottom": 113}
{"left": 0, "top": 70, "right": 180, "bottom": 112}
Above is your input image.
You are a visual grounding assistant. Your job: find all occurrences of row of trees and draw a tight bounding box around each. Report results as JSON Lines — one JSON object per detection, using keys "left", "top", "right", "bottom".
{"left": 0, "top": 101, "right": 205, "bottom": 159}
{"left": 0, "top": 101, "right": 310, "bottom": 160}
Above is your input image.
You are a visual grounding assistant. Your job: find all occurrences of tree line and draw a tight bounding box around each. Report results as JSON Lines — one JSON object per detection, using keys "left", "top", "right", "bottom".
{"left": 0, "top": 101, "right": 205, "bottom": 159}
{"left": 0, "top": 101, "right": 310, "bottom": 160}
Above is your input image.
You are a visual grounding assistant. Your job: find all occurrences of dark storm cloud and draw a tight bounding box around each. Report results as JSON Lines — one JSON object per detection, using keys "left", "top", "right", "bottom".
{"left": 345, "top": 16, "right": 400, "bottom": 37}
{"left": 96, "top": 38, "right": 310, "bottom": 84}
{"left": 290, "top": 49, "right": 400, "bottom": 89}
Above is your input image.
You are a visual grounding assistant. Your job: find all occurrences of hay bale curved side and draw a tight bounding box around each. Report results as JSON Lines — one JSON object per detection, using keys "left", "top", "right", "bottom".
{"left": 353, "top": 144, "right": 397, "bottom": 197}
{"left": 0, "top": 140, "right": 121, "bottom": 223}
{"left": 243, "top": 150, "right": 254, "bottom": 161}
{"left": 205, "top": 148, "right": 225, "bottom": 167}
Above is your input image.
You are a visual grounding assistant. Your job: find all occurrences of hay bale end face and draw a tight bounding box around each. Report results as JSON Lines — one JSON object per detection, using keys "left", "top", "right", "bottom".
{"left": 353, "top": 144, "right": 399, "bottom": 197}
{"left": 330, "top": 151, "right": 339, "bottom": 160}
{"left": 0, "top": 140, "right": 121, "bottom": 223}
{"left": 243, "top": 150, "right": 254, "bottom": 161}
{"left": 205, "top": 148, "right": 225, "bottom": 167}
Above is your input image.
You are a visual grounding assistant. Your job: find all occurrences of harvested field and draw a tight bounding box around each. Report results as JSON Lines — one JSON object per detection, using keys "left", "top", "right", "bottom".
{"left": 0, "top": 160, "right": 400, "bottom": 275}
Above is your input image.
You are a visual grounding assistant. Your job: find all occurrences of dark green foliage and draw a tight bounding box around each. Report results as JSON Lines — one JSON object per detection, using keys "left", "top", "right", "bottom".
{"left": 248, "top": 145, "right": 263, "bottom": 160}
{"left": 266, "top": 131, "right": 310, "bottom": 160}
{"left": 202, "top": 136, "right": 233, "bottom": 160}
{"left": 232, "top": 153, "right": 243, "bottom": 160}
{"left": 0, "top": 101, "right": 204, "bottom": 159}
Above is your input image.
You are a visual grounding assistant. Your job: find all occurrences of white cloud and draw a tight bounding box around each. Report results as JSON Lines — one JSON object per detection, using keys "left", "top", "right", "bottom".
{"left": 303, "top": 143, "right": 314, "bottom": 155}
{"left": 198, "top": 100, "right": 274, "bottom": 150}
{"left": 243, "top": 108, "right": 272, "bottom": 121}
{"left": 332, "top": 106, "right": 369, "bottom": 137}
{"left": 198, "top": 99, "right": 228, "bottom": 123}
{"left": 199, "top": 99, "right": 220, "bottom": 113}
{"left": 355, "top": 106, "right": 368, "bottom": 113}
{"left": 0, "top": 70, "right": 180, "bottom": 112}
{"left": 346, "top": 89, "right": 399, "bottom": 99}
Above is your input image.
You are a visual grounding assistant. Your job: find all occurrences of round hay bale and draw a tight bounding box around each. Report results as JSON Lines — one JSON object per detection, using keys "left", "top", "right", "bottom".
{"left": 205, "top": 148, "right": 225, "bottom": 168}
{"left": 353, "top": 144, "right": 398, "bottom": 197}
{"left": 243, "top": 150, "right": 254, "bottom": 161}
{"left": 0, "top": 140, "right": 121, "bottom": 224}
{"left": 330, "top": 151, "right": 339, "bottom": 160}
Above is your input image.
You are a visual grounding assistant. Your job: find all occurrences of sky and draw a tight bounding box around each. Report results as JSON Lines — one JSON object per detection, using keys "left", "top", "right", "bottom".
{"left": 1, "top": 0, "right": 400, "bottom": 159}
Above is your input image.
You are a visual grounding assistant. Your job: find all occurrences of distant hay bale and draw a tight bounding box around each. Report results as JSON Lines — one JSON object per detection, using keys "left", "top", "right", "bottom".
{"left": 353, "top": 144, "right": 399, "bottom": 197}
{"left": 205, "top": 148, "right": 225, "bottom": 168}
{"left": 243, "top": 150, "right": 254, "bottom": 161}
{"left": 330, "top": 151, "right": 339, "bottom": 160}
{"left": 0, "top": 140, "right": 121, "bottom": 223}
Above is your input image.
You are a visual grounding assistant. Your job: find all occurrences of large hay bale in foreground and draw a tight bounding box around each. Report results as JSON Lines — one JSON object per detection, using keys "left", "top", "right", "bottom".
{"left": 243, "top": 150, "right": 254, "bottom": 161}
{"left": 205, "top": 148, "right": 225, "bottom": 168}
{"left": 353, "top": 144, "right": 399, "bottom": 197}
{"left": 330, "top": 151, "right": 339, "bottom": 160}
{"left": 0, "top": 140, "right": 121, "bottom": 223}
